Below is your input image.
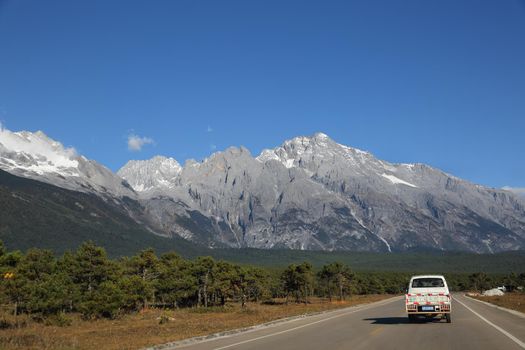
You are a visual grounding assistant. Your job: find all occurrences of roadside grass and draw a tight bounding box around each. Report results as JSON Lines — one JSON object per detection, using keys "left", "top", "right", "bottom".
{"left": 471, "top": 292, "right": 525, "bottom": 314}
{"left": 0, "top": 295, "right": 391, "bottom": 350}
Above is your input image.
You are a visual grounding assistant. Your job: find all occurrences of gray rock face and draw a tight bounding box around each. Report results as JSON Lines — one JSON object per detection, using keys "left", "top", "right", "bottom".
{"left": 119, "top": 133, "right": 525, "bottom": 253}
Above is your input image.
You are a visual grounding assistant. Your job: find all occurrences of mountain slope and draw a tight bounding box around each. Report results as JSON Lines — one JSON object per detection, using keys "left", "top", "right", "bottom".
{"left": 0, "top": 169, "right": 201, "bottom": 257}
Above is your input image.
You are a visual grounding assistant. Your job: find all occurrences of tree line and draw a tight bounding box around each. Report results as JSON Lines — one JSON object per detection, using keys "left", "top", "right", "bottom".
{"left": 0, "top": 240, "right": 523, "bottom": 321}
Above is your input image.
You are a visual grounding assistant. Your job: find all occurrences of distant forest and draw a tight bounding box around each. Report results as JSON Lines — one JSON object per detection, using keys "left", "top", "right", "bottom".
{"left": 1, "top": 240, "right": 523, "bottom": 321}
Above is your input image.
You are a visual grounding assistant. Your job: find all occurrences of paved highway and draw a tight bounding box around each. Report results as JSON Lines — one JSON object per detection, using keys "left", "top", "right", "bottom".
{"left": 159, "top": 294, "right": 525, "bottom": 350}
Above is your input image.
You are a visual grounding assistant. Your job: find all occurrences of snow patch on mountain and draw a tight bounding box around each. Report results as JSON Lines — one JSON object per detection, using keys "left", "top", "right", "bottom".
{"left": 0, "top": 127, "right": 79, "bottom": 175}
{"left": 0, "top": 127, "right": 135, "bottom": 197}
{"left": 381, "top": 173, "right": 418, "bottom": 188}
{"left": 377, "top": 236, "right": 392, "bottom": 252}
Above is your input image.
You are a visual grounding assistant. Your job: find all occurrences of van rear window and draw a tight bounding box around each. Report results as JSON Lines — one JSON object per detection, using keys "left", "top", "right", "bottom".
{"left": 411, "top": 278, "right": 444, "bottom": 288}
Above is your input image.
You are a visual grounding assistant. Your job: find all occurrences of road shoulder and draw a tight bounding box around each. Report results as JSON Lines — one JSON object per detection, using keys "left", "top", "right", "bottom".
{"left": 464, "top": 294, "right": 525, "bottom": 320}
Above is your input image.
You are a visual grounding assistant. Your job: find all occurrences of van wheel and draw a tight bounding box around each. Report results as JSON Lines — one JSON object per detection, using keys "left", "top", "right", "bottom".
{"left": 446, "top": 314, "right": 451, "bottom": 323}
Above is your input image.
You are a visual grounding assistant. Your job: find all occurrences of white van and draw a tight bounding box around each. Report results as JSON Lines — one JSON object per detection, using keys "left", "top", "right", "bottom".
{"left": 405, "top": 275, "right": 452, "bottom": 323}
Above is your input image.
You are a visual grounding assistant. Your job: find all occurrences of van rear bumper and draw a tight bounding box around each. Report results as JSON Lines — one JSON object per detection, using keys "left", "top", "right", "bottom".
{"left": 406, "top": 304, "right": 451, "bottom": 313}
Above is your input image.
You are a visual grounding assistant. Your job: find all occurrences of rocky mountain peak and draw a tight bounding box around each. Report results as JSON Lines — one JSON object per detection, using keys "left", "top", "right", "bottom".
{"left": 257, "top": 132, "right": 374, "bottom": 173}
{"left": 118, "top": 156, "right": 182, "bottom": 192}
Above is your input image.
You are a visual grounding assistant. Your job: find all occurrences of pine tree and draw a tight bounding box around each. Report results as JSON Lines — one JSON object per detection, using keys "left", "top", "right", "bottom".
{"left": 67, "top": 242, "right": 121, "bottom": 318}
{"left": 193, "top": 256, "right": 215, "bottom": 307}
{"left": 281, "top": 262, "right": 314, "bottom": 303}
{"left": 125, "top": 248, "right": 159, "bottom": 309}
{"left": 156, "top": 252, "right": 197, "bottom": 308}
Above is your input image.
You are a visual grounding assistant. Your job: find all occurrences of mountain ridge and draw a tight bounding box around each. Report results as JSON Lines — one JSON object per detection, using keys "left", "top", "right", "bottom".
{"left": 117, "top": 132, "right": 525, "bottom": 253}
{"left": 1, "top": 127, "right": 524, "bottom": 253}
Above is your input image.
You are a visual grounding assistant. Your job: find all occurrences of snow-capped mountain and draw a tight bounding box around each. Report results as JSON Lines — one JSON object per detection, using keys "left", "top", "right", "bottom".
{"left": 257, "top": 132, "right": 421, "bottom": 188}
{"left": 0, "top": 128, "right": 135, "bottom": 197}
{"left": 258, "top": 132, "right": 379, "bottom": 173}
{"left": 2, "top": 126, "right": 525, "bottom": 253}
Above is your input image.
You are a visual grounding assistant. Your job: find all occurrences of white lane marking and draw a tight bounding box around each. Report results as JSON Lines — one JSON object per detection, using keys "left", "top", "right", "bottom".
{"left": 455, "top": 297, "right": 525, "bottom": 349}
{"left": 213, "top": 297, "right": 400, "bottom": 350}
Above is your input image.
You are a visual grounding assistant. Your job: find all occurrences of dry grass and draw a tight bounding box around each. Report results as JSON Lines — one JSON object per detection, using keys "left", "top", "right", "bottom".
{"left": 471, "top": 292, "right": 525, "bottom": 314}
{"left": 0, "top": 295, "right": 391, "bottom": 350}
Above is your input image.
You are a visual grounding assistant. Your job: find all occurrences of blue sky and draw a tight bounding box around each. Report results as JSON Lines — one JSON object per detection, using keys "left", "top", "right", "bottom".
{"left": 0, "top": 0, "right": 524, "bottom": 189}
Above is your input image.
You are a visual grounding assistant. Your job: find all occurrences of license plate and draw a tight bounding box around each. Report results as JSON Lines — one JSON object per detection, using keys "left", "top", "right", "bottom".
{"left": 422, "top": 306, "right": 434, "bottom": 311}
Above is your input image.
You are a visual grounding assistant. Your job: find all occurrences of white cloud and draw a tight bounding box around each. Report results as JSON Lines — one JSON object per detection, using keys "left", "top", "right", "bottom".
{"left": 207, "top": 125, "right": 213, "bottom": 133}
{"left": 127, "top": 134, "right": 154, "bottom": 152}
{"left": 210, "top": 144, "right": 217, "bottom": 150}
{"left": 502, "top": 186, "right": 525, "bottom": 197}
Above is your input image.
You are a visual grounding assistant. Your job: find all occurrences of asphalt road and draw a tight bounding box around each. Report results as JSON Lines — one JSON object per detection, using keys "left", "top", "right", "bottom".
{"left": 158, "top": 294, "right": 525, "bottom": 350}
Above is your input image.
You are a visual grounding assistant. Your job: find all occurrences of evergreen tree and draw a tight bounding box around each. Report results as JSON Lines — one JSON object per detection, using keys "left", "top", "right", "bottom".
{"left": 78, "top": 280, "right": 125, "bottom": 319}
{"left": 281, "top": 262, "right": 314, "bottom": 303}
{"left": 193, "top": 256, "right": 215, "bottom": 307}
{"left": 244, "top": 267, "right": 271, "bottom": 302}
{"left": 118, "top": 275, "right": 151, "bottom": 311}
{"left": 213, "top": 261, "right": 236, "bottom": 306}
{"left": 319, "top": 262, "right": 354, "bottom": 301}
{"left": 156, "top": 252, "right": 197, "bottom": 308}
{"left": 67, "top": 241, "right": 116, "bottom": 294}
{"left": 66, "top": 242, "right": 121, "bottom": 318}
{"left": 26, "top": 272, "right": 78, "bottom": 315}
{"left": 124, "top": 248, "right": 159, "bottom": 308}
